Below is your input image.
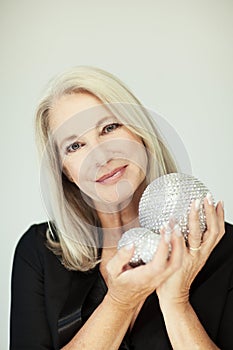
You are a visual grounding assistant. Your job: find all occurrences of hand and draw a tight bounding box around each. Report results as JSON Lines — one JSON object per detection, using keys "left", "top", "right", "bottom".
{"left": 105, "top": 227, "right": 184, "bottom": 310}
{"left": 156, "top": 195, "right": 225, "bottom": 308}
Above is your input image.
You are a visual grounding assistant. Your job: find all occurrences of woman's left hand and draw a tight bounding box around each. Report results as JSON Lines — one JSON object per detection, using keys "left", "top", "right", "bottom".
{"left": 156, "top": 194, "right": 225, "bottom": 307}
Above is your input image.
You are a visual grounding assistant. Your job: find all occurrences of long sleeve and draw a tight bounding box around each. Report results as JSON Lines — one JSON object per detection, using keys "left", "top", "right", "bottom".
{"left": 216, "top": 269, "right": 233, "bottom": 350}
{"left": 10, "top": 225, "right": 53, "bottom": 350}
{"left": 10, "top": 222, "right": 233, "bottom": 350}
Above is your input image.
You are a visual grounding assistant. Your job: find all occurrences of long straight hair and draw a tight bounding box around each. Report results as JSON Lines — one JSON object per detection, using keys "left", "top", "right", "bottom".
{"left": 35, "top": 66, "right": 178, "bottom": 271}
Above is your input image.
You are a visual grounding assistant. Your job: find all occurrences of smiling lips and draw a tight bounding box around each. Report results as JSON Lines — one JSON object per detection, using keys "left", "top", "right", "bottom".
{"left": 96, "top": 165, "right": 128, "bottom": 184}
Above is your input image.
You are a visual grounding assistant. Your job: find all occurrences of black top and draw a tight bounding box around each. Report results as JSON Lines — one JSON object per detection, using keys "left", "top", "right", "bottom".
{"left": 10, "top": 222, "right": 233, "bottom": 349}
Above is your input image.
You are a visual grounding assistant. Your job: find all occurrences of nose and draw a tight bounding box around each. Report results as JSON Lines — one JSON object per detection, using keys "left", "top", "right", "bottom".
{"left": 88, "top": 140, "right": 112, "bottom": 168}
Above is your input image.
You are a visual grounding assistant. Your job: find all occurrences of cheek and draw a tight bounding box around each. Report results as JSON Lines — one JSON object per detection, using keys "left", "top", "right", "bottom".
{"left": 121, "top": 131, "right": 148, "bottom": 167}
{"left": 126, "top": 142, "right": 148, "bottom": 175}
{"left": 63, "top": 157, "right": 83, "bottom": 185}
{"left": 67, "top": 160, "right": 96, "bottom": 197}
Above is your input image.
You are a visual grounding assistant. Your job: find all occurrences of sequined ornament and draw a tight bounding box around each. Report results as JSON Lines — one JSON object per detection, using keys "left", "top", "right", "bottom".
{"left": 117, "top": 227, "right": 161, "bottom": 266}
{"left": 118, "top": 173, "right": 213, "bottom": 265}
{"left": 139, "top": 173, "right": 213, "bottom": 238}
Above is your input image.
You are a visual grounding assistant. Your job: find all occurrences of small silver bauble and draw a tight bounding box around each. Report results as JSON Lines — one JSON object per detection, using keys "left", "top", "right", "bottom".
{"left": 117, "top": 227, "right": 161, "bottom": 266}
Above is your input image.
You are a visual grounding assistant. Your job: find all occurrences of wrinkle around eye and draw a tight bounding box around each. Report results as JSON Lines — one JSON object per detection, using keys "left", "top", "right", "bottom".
{"left": 101, "top": 122, "right": 122, "bottom": 135}
{"left": 66, "top": 141, "right": 83, "bottom": 154}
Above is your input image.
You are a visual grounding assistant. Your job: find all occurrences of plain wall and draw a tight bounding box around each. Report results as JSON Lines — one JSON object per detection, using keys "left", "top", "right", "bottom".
{"left": 1, "top": 0, "right": 232, "bottom": 348}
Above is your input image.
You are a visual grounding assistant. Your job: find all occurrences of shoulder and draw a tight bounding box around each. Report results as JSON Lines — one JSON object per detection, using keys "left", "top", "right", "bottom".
{"left": 13, "top": 222, "right": 57, "bottom": 273}
{"left": 14, "top": 222, "right": 49, "bottom": 255}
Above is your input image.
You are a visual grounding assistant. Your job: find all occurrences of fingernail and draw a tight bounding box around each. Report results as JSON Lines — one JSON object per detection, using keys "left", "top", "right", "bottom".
{"left": 195, "top": 198, "right": 201, "bottom": 211}
{"left": 169, "top": 214, "right": 176, "bottom": 225}
{"left": 164, "top": 222, "right": 171, "bottom": 234}
{"left": 164, "top": 222, "right": 171, "bottom": 243}
{"left": 164, "top": 231, "right": 171, "bottom": 243}
{"left": 206, "top": 192, "right": 213, "bottom": 205}
{"left": 160, "top": 224, "right": 165, "bottom": 233}
{"left": 123, "top": 243, "right": 134, "bottom": 251}
{"left": 174, "top": 224, "right": 182, "bottom": 237}
{"left": 221, "top": 200, "right": 224, "bottom": 209}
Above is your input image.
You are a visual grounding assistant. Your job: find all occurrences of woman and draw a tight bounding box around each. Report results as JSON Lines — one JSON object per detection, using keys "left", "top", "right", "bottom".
{"left": 10, "top": 66, "right": 232, "bottom": 349}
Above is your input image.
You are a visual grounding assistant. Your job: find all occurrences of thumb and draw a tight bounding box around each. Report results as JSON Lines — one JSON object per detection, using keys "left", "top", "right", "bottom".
{"left": 106, "top": 243, "right": 134, "bottom": 278}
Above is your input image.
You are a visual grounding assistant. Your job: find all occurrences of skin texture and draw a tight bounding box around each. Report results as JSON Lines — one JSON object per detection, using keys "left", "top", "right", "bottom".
{"left": 156, "top": 199, "right": 225, "bottom": 349}
{"left": 51, "top": 93, "right": 148, "bottom": 212}
{"left": 49, "top": 92, "right": 225, "bottom": 350}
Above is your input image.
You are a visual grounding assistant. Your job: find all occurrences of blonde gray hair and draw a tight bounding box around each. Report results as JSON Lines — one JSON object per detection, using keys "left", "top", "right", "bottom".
{"left": 35, "top": 66, "right": 178, "bottom": 271}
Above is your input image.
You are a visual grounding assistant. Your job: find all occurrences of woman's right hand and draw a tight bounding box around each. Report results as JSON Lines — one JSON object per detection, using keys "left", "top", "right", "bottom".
{"left": 105, "top": 228, "right": 184, "bottom": 310}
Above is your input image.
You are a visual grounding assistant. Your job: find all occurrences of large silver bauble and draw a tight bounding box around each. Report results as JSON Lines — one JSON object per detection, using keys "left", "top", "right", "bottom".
{"left": 139, "top": 173, "right": 213, "bottom": 238}
{"left": 118, "top": 173, "right": 213, "bottom": 266}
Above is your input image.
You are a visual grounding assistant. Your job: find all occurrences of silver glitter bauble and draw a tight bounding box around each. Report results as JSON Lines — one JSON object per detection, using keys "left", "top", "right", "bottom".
{"left": 117, "top": 227, "right": 161, "bottom": 266}
{"left": 139, "top": 173, "right": 214, "bottom": 238}
{"left": 118, "top": 173, "right": 214, "bottom": 266}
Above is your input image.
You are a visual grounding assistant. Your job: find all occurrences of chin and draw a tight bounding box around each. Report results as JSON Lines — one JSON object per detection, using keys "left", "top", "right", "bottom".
{"left": 91, "top": 182, "right": 136, "bottom": 211}
{"left": 80, "top": 175, "right": 145, "bottom": 211}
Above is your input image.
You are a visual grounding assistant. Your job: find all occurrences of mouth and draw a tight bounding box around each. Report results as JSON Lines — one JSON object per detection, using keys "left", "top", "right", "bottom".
{"left": 96, "top": 165, "right": 128, "bottom": 184}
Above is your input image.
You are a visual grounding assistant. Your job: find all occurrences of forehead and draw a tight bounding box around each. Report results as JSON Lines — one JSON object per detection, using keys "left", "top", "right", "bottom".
{"left": 49, "top": 92, "right": 115, "bottom": 143}
{"left": 50, "top": 92, "right": 108, "bottom": 130}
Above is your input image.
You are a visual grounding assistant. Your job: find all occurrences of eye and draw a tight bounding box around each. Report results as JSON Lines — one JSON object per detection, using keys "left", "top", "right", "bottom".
{"left": 66, "top": 141, "right": 83, "bottom": 153}
{"left": 102, "top": 123, "right": 122, "bottom": 134}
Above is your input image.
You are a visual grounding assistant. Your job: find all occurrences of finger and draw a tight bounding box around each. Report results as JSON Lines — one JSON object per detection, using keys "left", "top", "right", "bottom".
{"left": 167, "top": 224, "right": 184, "bottom": 271}
{"left": 216, "top": 200, "right": 224, "bottom": 222}
{"left": 143, "top": 224, "right": 182, "bottom": 286}
{"left": 168, "top": 218, "right": 186, "bottom": 251}
{"left": 188, "top": 199, "right": 202, "bottom": 249}
{"left": 106, "top": 244, "right": 134, "bottom": 278}
{"left": 216, "top": 200, "right": 224, "bottom": 223}
{"left": 202, "top": 195, "right": 219, "bottom": 247}
{"left": 203, "top": 195, "right": 219, "bottom": 241}
{"left": 215, "top": 200, "right": 225, "bottom": 242}
{"left": 149, "top": 225, "right": 170, "bottom": 270}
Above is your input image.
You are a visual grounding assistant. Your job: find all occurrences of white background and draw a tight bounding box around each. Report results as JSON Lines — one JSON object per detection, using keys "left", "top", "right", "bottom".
{"left": 1, "top": 1, "right": 232, "bottom": 348}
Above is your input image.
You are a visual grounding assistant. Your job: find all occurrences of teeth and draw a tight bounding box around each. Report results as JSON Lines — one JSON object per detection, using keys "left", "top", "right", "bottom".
{"left": 111, "top": 170, "right": 121, "bottom": 178}
{"left": 101, "top": 169, "right": 122, "bottom": 182}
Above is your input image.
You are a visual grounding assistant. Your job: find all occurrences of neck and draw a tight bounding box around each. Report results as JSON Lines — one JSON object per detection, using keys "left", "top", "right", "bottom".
{"left": 96, "top": 179, "right": 146, "bottom": 248}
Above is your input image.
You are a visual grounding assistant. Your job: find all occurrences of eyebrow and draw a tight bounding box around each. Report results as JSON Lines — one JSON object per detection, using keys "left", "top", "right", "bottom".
{"left": 60, "top": 135, "right": 78, "bottom": 149}
{"left": 96, "top": 115, "right": 118, "bottom": 127}
{"left": 59, "top": 115, "right": 118, "bottom": 149}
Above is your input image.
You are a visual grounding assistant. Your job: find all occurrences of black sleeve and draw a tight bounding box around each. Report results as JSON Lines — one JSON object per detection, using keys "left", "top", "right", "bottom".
{"left": 10, "top": 224, "right": 54, "bottom": 350}
{"left": 216, "top": 276, "right": 233, "bottom": 350}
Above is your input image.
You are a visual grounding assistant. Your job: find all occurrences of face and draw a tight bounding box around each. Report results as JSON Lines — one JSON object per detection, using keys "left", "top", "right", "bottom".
{"left": 50, "top": 93, "right": 148, "bottom": 211}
